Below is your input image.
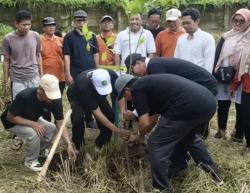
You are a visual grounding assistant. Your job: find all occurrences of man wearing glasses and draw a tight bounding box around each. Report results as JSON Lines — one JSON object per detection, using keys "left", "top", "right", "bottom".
{"left": 63, "top": 10, "right": 100, "bottom": 148}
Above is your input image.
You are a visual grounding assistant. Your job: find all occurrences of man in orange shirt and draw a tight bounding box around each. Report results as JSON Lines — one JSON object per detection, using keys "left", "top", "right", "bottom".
{"left": 96, "top": 15, "right": 116, "bottom": 66}
{"left": 40, "top": 17, "right": 65, "bottom": 121}
{"left": 155, "top": 8, "right": 185, "bottom": 57}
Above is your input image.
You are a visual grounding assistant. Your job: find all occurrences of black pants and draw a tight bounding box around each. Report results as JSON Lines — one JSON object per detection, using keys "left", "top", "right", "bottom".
{"left": 217, "top": 100, "right": 243, "bottom": 137}
{"left": 43, "top": 81, "right": 66, "bottom": 122}
{"left": 148, "top": 115, "right": 216, "bottom": 191}
{"left": 68, "top": 94, "right": 114, "bottom": 150}
{"left": 240, "top": 92, "right": 250, "bottom": 146}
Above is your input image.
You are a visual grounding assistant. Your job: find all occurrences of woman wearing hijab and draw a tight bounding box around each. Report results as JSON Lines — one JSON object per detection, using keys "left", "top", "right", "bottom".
{"left": 214, "top": 8, "right": 250, "bottom": 144}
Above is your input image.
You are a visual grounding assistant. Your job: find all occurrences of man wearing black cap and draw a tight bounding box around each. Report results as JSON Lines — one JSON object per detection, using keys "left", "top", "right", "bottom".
{"left": 96, "top": 15, "right": 116, "bottom": 66}
{"left": 41, "top": 17, "right": 65, "bottom": 122}
{"left": 115, "top": 74, "right": 223, "bottom": 193}
{"left": 63, "top": 10, "right": 99, "bottom": 129}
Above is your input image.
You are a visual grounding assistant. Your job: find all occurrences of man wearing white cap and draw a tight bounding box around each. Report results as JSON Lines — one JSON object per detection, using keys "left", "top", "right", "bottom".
{"left": 67, "top": 69, "right": 130, "bottom": 151}
{"left": 0, "top": 74, "right": 76, "bottom": 172}
{"left": 174, "top": 8, "right": 215, "bottom": 73}
{"left": 155, "top": 8, "right": 185, "bottom": 57}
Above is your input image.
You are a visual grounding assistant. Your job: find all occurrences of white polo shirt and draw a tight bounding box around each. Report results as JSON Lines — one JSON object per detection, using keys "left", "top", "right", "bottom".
{"left": 174, "top": 28, "right": 215, "bottom": 73}
{"left": 113, "top": 27, "right": 156, "bottom": 66}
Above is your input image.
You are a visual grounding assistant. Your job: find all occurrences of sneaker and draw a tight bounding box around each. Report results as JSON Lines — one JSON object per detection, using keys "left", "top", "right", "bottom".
{"left": 86, "top": 120, "right": 98, "bottom": 129}
{"left": 24, "top": 160, "right": 43, "bottom": 172}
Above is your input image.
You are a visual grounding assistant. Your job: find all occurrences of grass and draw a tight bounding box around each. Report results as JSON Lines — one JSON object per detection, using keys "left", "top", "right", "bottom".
{"left": 0, "top": 102, "right": 250, "bottom": 193}
{"left": 0, "top": 27, "right": 249, "bottom": 193}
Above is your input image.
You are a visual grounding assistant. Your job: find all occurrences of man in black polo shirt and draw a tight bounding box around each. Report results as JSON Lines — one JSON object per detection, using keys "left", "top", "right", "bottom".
{"left": 125, "top": 54, "right": 217, "bottom": 137}
{"left": 67, "top": 69, "right": 129, "bottom": 150}
{"left": 115, "top": 74, "right": 222, "bottom": 193}
{"left": 63, "top": 10, "right": 99, "bottom": 128}
{"left": 0, "top": 74, "right": 76, "bottom": 172}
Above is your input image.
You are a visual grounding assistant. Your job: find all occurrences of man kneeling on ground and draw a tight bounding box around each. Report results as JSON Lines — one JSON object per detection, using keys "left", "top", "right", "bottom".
{"left": 0, "top": 74, "right": 76, "bottom": 172}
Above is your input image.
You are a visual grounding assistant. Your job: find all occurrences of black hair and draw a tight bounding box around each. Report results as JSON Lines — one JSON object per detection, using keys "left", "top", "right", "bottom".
{"left": 54, "top": 30, "right": 63, "bottom": 37}
{"left": 15, "top": 10, "right": 32, "bottom": 23}
{"left": 147, "top": 8, "right": 161, "bottom": 18}
{"left": 182, "top": 8, "right": 200, "bottom": 21}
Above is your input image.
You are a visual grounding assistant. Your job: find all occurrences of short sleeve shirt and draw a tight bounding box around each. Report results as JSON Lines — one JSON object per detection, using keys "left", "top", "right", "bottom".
{"left": 147, "top": 57, "right": 217, "bottom": 95}
{"left": 1, "top": 88, "right": 63, "bottom": 129}
{"left": 131, "top": 74, "right": 216, "bottom": 120}
{"left": 2, "top": 30, "right": 41, "bottom": 82}
{"left": 63, "top": 30, "right": 99, "bottom": 79}
{"left": 68, "top": 69, "right": 118, "bottom": 111}
{"left": 113, "top": 27, "right": 156, "bottom": 66}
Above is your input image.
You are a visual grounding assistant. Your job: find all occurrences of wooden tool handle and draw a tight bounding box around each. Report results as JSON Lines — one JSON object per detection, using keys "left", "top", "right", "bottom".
{"left": 37, "top": 109, "right": 72, "bottom": 182}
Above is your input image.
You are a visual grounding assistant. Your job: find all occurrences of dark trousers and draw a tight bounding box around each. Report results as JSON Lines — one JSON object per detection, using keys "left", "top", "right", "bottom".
{"left": 240, "top": 92, "right": 250, "bottom": 146}
{"left": 43, "top": 82, "right": 66, "bottom": 122}
{"left": 147, "top": 115, "right": 215, "bottom": 191}
{"left": 217, "top": 100, "right": 243, "bottom": 137}
{"left": 68, "top": 95, "right": 114, "bottom": 150}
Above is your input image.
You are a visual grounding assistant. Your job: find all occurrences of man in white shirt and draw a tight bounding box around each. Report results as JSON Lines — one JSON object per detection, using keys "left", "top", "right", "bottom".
{"left": 113, "top": 14, "right": 156, "bottom": 71}
{"left": 174, "top": 8, "right": 215, "bottom": 73}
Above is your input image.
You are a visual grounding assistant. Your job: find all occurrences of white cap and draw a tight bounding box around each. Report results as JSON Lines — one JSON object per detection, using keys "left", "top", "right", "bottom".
{"left": 166, "top": 8, "right": 181, "bottom": 21}
{"left": 40, "top": 74, "right": 61, "bottom": 100}
{"left": 91, "top": 69, "right": 112, "bottom": 95}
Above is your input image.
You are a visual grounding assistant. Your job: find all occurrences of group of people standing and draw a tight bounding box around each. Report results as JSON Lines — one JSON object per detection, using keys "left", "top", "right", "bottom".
{"left": 0, "top": 6, "right": 250, "bottom": 193}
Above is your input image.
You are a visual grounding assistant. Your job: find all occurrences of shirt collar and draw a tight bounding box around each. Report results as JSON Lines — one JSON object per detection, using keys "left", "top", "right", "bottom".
{"left": 126, "top": 27, "right": 143, "bottom": 34}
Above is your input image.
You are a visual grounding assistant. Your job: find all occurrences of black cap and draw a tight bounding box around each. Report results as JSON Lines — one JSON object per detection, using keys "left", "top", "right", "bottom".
{"left": 74, "top": 10, "right": 88, "bottom": 18}
{"left": 42, "top": 17, "right": 56, "bottom": 25}
{"left": 124, "top": 53, "right": 146, "bottom": 70}
{"left": 100, "top": 15, "right": 113, "bottom": 23}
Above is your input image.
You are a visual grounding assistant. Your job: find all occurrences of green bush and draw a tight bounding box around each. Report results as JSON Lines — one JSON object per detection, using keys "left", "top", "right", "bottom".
{"left": 0, "top": 23, "right": 13, "bottom": 45}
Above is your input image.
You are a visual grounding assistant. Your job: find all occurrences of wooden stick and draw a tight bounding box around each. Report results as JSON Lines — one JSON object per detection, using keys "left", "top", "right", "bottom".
{"left": 37, "top": 109, "right": 72, "bottom": 182}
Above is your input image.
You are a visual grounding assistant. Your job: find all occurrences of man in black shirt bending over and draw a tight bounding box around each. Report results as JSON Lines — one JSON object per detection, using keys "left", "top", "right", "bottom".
{"left": 0, "top": 74, "right": 76, "bottom": 172}
{"left": 67, "top": 68, "right": 129, "bottom": 151}
{"left": 124, "top": 53, "right": 217, "bottom": 138}
{"left": 115, "top": 74, "right": 222, "bottom": 193}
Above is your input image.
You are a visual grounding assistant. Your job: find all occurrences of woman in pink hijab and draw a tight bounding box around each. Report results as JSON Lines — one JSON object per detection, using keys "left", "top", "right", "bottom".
{"left": 230, "top": 8, "right": 250, "bottom": 149}
{"left": 213, "top": 8, "right": 250, "bottom": 144}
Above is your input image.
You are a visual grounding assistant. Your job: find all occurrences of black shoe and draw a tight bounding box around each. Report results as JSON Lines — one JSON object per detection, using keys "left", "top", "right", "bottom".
{"left": 198, "top": 162, "right": 224, "bottom": 185}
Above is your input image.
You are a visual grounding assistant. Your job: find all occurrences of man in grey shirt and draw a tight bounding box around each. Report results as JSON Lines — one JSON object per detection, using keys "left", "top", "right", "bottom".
{"left": 2, "top": 10, "right": 43, "bottom": 99}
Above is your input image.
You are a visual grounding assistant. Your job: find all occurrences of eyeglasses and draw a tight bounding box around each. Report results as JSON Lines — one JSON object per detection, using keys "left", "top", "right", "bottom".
{"left": 233, "top": 19, "right": 245, "bottom": 25}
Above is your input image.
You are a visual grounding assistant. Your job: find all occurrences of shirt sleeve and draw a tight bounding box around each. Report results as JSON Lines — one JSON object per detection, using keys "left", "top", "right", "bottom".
{"left": 35, "top": 32, "right": 41, "bottom": 54}
{"left": 63, "top": 34, "right": 72, "bottom": 55}
{"left": 132, "top": 88, "right": 150, "bottom": 117}
{"left": 8, "top": 94, "right": 24, "bottom": 117}
{"left": 155, "top": 33, "right": 161, "bottom": 56}
{"left": 113, "top": 33, "right": 122, "bottom": 55}
{"left": 203, "top": 34, "right": 216, "bottom": 74}
{"left": 50, "top": 99, "right": 64, "bottom": 121}
{"left": 91, "top": 35, "right": 99, "bottom": 54}
{"left": 2, "top": 36, "right": 11, "bottom": 55}
{"left": 146, "top": 31, "right": 156, "bottom": 54}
